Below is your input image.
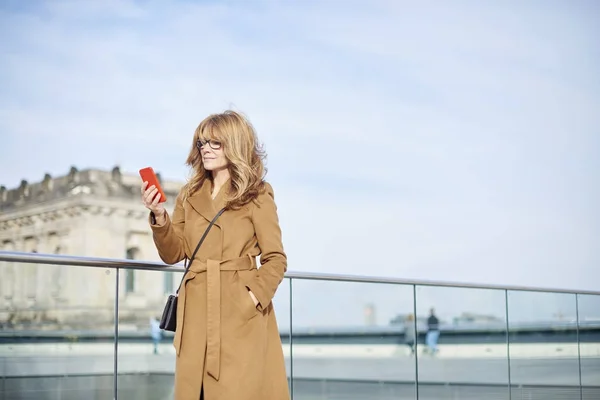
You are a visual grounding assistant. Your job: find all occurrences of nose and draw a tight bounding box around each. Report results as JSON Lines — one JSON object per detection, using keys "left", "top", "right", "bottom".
{"left": 201, "top": 146, "right": 212, "bottom": 155}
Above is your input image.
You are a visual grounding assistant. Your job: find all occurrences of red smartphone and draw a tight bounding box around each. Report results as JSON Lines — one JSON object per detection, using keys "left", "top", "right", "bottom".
{"left": 139, "top": 167, "right": 167, "bottom": 203}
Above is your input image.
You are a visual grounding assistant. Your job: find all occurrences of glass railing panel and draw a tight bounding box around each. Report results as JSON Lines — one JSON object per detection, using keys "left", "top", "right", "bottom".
{"left": 0, "top": 261, "right": 117, "bottom": 400}
{"left": 290, "top": 279, "right": 417, "bottom": 400}
{"left": 2, "top": 250, "right": 598, "bottom": 400}
{"left": 507, "top": 290, "right": 580, "bottom": 399}
{"left": 116, "top": 267, "right": 180, "bottom": 400}
{"left": 577, "top": 294, "right": 600, "bottom": 400}
{"left": 415, "top": 285, "right": 509, "bottom": 400}
{"left": 275, "top": 277, "right": 292, "bottom": 393}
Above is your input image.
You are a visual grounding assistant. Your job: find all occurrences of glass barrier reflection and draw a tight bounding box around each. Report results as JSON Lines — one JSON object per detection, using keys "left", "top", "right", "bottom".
{"left": 1, "top": 254, "right": 598, "bottom": 400}
{"left": 116, "top": 267, "right": 180, "bottom": 399}
{"left": 577, "top": 293, "right": 600, "bottom": 400}
{"left": 290, "top": 279, "right": 417, "bottom": 400}
{"left": 275, "top": 277, "right": 292, "bottom": 393}
{"left": 0, "top": 261, "right": 116, "bottom": 400}
{"left": 414, "top": 285, "right": 509, "bottom": 399}
{"left": 507, "top": 290, "right": 581, "bottom": 400}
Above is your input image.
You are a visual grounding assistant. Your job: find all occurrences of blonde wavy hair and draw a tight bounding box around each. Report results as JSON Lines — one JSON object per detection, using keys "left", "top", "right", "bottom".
{"left": 185, "top": 110, "right": 267, "bottom": 209}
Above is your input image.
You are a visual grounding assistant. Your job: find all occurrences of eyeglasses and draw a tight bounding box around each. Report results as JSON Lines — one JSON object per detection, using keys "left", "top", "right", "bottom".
{"left": 196, "top": 139, "right": 222, "bottom": 150}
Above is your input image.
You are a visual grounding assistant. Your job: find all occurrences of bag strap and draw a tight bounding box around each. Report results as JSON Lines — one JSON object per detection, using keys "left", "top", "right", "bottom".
{"left": 175, "top": 208, "right": 225, "bottom": 294}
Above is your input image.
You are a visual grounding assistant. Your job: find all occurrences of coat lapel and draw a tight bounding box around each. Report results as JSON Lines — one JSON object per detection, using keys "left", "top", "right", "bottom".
{"left": 186, "top": 178, "right": 227, "bottom": 227}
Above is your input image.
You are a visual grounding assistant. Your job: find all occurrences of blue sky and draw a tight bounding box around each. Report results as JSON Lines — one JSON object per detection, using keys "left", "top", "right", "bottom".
{"left": 0, "top": 0, "right": 599, "bottom": 323}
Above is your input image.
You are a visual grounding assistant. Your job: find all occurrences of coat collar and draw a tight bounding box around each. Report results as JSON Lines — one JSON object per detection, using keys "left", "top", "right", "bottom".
{"left": 186, "top": 178, "right": 228, "bottom": 226}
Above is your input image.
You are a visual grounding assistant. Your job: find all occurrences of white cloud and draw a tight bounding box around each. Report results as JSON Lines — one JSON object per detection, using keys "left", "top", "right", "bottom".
{"left": 0, "top": 0, "right": 598, "bottom": 322}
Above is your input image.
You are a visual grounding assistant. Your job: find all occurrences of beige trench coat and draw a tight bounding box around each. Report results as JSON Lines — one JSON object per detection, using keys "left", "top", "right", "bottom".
{"left": 149, "top": 179, "right": 290, "bottom": 400}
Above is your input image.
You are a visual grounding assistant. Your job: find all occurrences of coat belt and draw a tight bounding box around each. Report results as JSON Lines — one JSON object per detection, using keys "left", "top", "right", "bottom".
{"left": 173, "top": 255, "right": 257, "bottom": 381}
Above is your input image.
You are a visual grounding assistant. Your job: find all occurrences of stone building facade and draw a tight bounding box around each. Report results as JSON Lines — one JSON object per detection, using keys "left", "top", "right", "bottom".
{"left": 0, "top": 166, "right": 184, "bottom": 329}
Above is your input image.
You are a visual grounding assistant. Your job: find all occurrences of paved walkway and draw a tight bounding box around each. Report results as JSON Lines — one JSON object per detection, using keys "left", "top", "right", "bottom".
{"left": 3, "top": 358, "right": 599, "bottom": 400}
{"left": 4, "top": 350, "right": 599, "bottom": 387}
{"left": 3, "top": 342, "right": 600, "bottom": 359}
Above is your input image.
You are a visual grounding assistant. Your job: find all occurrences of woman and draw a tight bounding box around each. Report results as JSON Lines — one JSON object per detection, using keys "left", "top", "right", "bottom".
{"left": 141, "top": 110, "right": 290, "bottom": 400}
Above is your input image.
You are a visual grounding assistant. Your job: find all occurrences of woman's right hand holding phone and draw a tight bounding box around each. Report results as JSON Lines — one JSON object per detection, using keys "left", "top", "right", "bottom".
{"left": 141, "top": 181, "right": 166, "bottom": 225}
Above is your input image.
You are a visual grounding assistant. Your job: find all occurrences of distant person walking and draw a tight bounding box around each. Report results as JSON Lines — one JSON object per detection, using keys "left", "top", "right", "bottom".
{"left": 149, "top": 316, "right": 162, "bottom": 354}
{"left": 403, "top": 313, "right": 416, "bottom": 355}
{"left": 425, "top": 308, "right": 440, "bottom": 354}
{"left": 141, "top": 110, "right": 289, "bottom": 400}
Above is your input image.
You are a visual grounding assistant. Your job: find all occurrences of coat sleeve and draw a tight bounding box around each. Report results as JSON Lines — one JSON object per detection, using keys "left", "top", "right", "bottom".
{"left": 148, "top": 187, "right": 187, "bottom": 264}
{"left": 246, "top": 183, "right": 287, "bottom": 312}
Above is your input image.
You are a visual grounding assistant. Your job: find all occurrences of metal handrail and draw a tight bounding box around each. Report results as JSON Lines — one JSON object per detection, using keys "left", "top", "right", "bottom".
{"left": 1, "top": 250, "right": 599, "bottom": 295}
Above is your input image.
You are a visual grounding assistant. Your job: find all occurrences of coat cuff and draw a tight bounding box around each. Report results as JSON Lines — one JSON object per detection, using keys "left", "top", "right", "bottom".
{"left": 149, "top": 211, "right": 170, "bottom": 230}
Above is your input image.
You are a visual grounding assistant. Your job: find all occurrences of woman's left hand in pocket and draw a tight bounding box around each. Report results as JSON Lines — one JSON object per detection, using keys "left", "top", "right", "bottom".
{"left": 248, "top": 290, "right": 259, "bottom": 307}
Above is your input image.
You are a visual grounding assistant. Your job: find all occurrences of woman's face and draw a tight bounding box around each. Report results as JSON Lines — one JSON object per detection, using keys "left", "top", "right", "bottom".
{"left": 197, "top": 139, "right": 228, "bottom": 172}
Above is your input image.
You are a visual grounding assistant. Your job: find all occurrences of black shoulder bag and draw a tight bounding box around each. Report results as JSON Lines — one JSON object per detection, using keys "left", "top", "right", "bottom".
{"left": 159, "top": 208, "right": 225, "bottom": 332}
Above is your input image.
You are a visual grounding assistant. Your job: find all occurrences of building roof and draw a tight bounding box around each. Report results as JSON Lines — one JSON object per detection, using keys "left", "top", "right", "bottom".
{"left": 0, "top": 166, "right": 184, "bottom": 212}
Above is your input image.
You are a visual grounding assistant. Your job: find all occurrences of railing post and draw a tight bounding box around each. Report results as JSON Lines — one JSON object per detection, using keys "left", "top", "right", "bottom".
{"left": 114, "top": 267, "right": 120, "bottom": 400}
{"left": 505, "top": 289, "right": 511, "bottom": 400}
{"left": 289, "top": 277, "right": 294, "bottom": 400}
{"left": 576, "top": 294, "right": 583, "bottom": 400}
{"left": 412, "top": 284, "right": 419, "bottom": 400}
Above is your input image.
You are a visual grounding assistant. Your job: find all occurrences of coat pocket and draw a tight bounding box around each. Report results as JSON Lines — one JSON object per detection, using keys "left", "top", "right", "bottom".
{"left": 234, "top": 273, "right": 260, "bottom": 321}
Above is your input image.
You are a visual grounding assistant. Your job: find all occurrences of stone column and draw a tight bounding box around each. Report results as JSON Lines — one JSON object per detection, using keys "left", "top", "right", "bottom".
{"left": 22, "top": 235, "right": 38, "bottom": 305}
{"left": 0, "top": 240, "right": 16, "bottom": 324}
